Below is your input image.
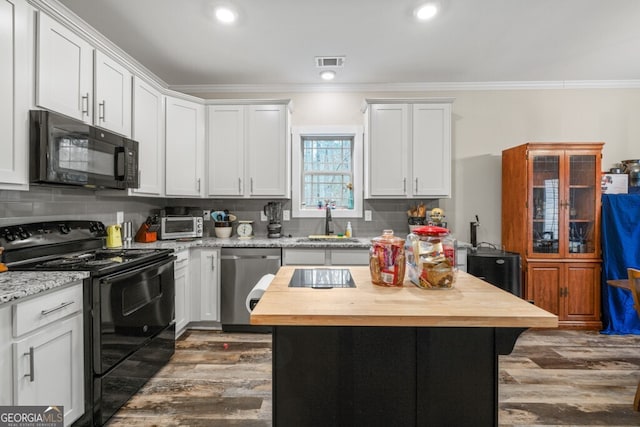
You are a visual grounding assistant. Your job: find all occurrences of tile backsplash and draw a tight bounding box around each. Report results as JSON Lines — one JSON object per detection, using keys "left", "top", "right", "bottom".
{"left": 0, "top": 187, "right": 439, "bottom": 238}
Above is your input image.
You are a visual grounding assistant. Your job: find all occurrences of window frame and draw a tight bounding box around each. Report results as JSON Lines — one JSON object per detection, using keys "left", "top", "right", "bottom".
{"left": 292, "top": 125, "right": 363, "bottom": 219}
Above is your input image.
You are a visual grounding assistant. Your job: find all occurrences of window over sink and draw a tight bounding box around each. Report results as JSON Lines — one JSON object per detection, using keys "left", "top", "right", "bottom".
{"left": 292, "top": 126, "right": 363, "bottom": 218}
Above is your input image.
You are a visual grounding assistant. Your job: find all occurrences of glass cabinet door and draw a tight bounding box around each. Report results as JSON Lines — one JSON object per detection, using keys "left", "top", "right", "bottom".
{"left": 531, "top": 154, "right": 560, "bottom": 255}
{"left": 568, "top": 154, "right": 597, "bottom": 256}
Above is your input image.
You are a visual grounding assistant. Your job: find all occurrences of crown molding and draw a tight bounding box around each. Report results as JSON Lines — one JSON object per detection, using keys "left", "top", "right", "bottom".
{"left": 170, "top": 80, "right": 640, "bottom": 94}
{"left": 28, "top": 0, "right": 168, "bottom": 92}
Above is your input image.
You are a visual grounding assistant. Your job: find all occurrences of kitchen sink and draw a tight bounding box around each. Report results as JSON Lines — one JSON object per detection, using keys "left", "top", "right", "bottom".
{"left": 288, "top": 268, "right": 356, "bottom": 288}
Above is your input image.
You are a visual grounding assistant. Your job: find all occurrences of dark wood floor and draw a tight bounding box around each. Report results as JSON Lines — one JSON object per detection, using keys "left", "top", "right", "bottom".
{"left": 106, "top": 329, "right": 640, "bottom": 426}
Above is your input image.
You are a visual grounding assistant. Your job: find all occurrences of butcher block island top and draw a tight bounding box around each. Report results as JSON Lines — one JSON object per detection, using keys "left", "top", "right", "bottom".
{"left": 250, "top": 266, "right": 558, "bottom": 328}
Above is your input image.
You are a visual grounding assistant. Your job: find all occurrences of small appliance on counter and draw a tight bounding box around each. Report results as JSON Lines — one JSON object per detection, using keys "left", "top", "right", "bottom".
{"left": 264, "top": 201, "right": 283, "bottom": 238}
{"left": 106, "top": 224, "right": 123, "bottom": 248}
{"left": 156, "top": 207, "right": 203, "bottom": 240}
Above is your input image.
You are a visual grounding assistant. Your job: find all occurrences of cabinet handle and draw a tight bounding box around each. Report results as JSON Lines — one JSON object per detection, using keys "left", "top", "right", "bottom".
{"left": 415, "top": 178, "right": 419, "bottom": 193}
{"left": 24, "top": 347, "right": 34, "bottom": 382}
{"left": 40, "top": 300, "right": 74, "bottom": 316}
{"left": 175, "top": 258, "right": 188, "bottom": 265}
{"left": 238, "top": 178, "right": 242, "bottom": 194}
{"left": 251, "top": 178, "right": 254, "bottom": 193}
{"left": 403, "top": 178, "right": 407, "bottom": 194}
{"left": 99, "top": 101, "right": 106, "bottom": 121}
{"left": 81, "top": 93, "right": 89, "bottom": 116}
{"left": 208, "top": 254, "right": 216, "bottom": 271}
{"left": 196, "top": 178, "right": 201, "bottom": 192}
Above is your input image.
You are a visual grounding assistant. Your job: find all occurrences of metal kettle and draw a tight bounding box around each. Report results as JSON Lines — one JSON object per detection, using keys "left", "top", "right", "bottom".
{"left": 106, "top": 224, "right": 123, "bottom": 248}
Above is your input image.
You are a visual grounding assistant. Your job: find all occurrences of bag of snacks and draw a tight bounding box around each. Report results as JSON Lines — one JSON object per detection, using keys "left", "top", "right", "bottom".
{"left": 406, "top": 225, "right": 457, "bottom": 289}
{"left": 369, "top": 230, "right": 405, "bottom": 287}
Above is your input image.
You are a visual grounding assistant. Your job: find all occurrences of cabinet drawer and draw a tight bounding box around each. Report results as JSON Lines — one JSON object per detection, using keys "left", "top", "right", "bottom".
{"left": 283, "top": 249, "right": 326, "bottom": 265}
{"left": 13, "top": 283, "right": 83, "bottom": 337}
{"left": 175, "top": 249, "right": 189, "bottom": 265}
{"left": 330, "top": 249, "right": 370, "bottom": 265}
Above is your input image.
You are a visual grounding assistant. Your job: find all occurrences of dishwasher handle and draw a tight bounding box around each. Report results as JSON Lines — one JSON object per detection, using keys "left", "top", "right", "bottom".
{"left": 221, "top": 255, "right": 281, "bottom": 261}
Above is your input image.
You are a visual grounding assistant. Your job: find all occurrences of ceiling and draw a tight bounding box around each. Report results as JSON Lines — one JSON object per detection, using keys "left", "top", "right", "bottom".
{"left": 58, "top": 0, "right": 640, "bottom": 91}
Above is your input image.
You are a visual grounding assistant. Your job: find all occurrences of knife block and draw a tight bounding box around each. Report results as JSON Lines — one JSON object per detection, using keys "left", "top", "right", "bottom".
{"left": 135, "top": 223, "right": 157, "bottom": 243}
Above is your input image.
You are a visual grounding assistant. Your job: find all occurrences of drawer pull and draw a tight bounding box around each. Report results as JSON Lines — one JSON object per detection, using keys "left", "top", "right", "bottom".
{"left": 40, "top": 300, "right": 75, "bottom": 316}
{"left": 24, "top": 347, "right": 34, "bottom": 382}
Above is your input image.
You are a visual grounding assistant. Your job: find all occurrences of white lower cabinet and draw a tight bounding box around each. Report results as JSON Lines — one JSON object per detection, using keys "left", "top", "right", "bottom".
{"left": 9, "top": 283, "right": 84, "bottom": 426}
{"left": 0, "top": 303, "right": 11, "bottom": 404}
{"left": 189, "top": 248, "right": 220, "bottom": 322}
{"left": 174, "top": 250, "right": 190, "bottom": 337}
{"left": 283, "top": 248, "right": 369, "bottom": 266}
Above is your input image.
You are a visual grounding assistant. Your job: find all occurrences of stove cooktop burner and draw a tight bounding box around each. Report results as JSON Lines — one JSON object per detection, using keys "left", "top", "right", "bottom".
{"left": 40, "top": 257, "right": 87, "bottom": 267}
{"left": 12, "top": 248, "right": 173, "bottom": 273}
{"left": 2, "top": 221, "right": 175, "bottom": 275}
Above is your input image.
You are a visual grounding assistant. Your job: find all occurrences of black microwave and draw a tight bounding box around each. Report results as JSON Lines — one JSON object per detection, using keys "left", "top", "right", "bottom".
{"left": 30, "top": 110, "right": 139, "bottom": 190}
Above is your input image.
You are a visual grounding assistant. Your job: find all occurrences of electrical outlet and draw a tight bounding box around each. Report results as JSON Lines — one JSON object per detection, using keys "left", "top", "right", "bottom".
{"left": 260, "top": 211, "right": 268, "bottom": 221}
{"left": 364, "top": 210, "right": 372, "bottom": 221}
{"left": 203, "top": 210, "right": 211, "bottom": 221}
{"left": 283, "top": 210, "right": 290, "bottom": 221}
{"left": 116, "top": 211, "right": 124, "bottom": 224}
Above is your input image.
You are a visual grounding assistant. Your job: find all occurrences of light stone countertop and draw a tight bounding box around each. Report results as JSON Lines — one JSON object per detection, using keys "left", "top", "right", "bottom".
{"left": 0, "top": 271, "right": 90, "bottom": 306}
{"left": 128, "top": 236, "right": 374, "bottom": 251}
{"left": 0, "top": 236, "right": 374, "bottom": 306}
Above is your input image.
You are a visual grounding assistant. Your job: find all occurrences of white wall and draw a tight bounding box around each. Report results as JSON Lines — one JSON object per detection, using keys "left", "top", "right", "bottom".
{"left": 196, "top": 88, "right": 640, "bottom": 245}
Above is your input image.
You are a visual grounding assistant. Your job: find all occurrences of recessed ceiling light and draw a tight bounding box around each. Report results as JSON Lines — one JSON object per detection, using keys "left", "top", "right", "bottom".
{"left": 320, "top": 70, "right": 336, "bottom": 81}
{"left": 415, "top": 3, "right": 438, "bottom": 21}
{"left": 215, "top": 6, "right": 237, "bottom": 24}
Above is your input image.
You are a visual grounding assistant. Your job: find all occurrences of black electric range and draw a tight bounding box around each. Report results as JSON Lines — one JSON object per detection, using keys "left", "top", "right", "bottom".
{"left": 1, "top": 220, "right": 176, "bottom": 426}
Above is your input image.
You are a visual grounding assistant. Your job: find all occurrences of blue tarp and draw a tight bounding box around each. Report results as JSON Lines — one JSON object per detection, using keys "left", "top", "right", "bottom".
{"left": 601, "top": 193, "right": 640, "bottom": 334}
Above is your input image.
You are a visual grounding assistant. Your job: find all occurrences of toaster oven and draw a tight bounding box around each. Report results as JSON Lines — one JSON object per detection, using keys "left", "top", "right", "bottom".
{"left": 159, "top": 216, "right": 203, "bottom": 240}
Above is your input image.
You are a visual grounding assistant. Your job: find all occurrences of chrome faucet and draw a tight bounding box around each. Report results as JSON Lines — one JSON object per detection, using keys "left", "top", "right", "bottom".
{"left": 325, "top": 205, "right": 334, "bottom": 235}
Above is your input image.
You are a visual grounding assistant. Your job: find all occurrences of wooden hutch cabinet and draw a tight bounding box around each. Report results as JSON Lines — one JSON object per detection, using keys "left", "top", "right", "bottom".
{"left": 502, "top": 142, "right": 604, "bottom": 329}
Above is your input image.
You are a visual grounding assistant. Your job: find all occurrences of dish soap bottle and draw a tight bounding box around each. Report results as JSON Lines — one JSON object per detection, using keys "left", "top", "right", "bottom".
{"left": 345, "top": 222, "right": 352, "bottom": 237}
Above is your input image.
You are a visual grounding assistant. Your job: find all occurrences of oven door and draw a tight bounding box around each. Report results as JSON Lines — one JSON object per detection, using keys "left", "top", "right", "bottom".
{"left": 93, "top": 257, "right": 175, "bottom": 375}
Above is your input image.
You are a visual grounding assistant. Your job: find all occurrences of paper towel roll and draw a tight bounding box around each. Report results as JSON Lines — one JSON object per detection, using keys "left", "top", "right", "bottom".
{"left": 246, "top": 273, "right": 275, "bottom": 313}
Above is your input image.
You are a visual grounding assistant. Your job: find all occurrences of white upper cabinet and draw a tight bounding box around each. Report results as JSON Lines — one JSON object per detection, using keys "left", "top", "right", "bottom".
{"left": 165, "top": 96, "right": 205, "bottom": 197}
{"left": 36, "top": 12, "right": 132, "bottom": 136}
{"left": 0, "top": 0, "right": 32, "bottom": 190}
{"left": 131, "top": 77, "right": 164, "bottom": 196}
{"left": 367, "top": 104, "right": 410, "bottom": 197}
{"left": 246, "top": 104, "right": 289, "bottom": 197}
{"left": 412, "top": 103, "right": 451, "bottom": 197}
{"left": 94, "top": 51, "right": 132, "bottom": 136}
{"left": 36, "top": 12, "right": 93, "bottom": 122}
{"left": 207, "top": 103, "right": 290, "bottom": 198}
{"left": 207, "top": 105, "right": 245, "bottom": 196}
{"left": 364, "top": 99, "right": 453, "bottom": 198}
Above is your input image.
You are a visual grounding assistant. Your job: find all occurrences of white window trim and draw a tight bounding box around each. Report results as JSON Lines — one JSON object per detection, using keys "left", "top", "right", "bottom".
{"left": 292, "top": 125, "right": 363, "bottom": 219}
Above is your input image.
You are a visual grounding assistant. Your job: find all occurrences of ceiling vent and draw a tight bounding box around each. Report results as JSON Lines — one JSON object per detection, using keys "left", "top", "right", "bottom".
{"left": 315, "top": 56, "right": 345, "bottom": 68}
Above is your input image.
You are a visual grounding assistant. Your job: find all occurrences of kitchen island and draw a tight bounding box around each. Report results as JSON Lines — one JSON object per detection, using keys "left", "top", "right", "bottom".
{"left": 251, "top": 266, "right": 557, "bottom": 427}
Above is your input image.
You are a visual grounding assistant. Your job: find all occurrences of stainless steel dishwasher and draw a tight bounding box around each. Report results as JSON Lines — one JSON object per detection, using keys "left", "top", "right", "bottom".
{"left": 220, "top": 247, "right": 281, "bottom": 332}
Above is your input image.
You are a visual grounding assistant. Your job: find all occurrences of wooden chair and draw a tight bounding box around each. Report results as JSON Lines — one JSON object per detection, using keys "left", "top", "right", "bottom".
{"left": 628, "top": 267, "right": 640, "bottom": 411}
